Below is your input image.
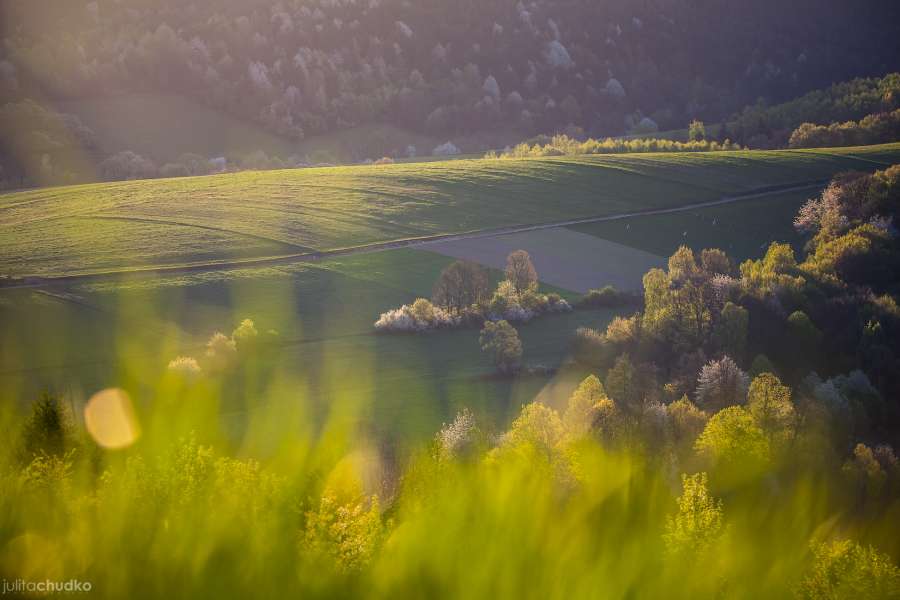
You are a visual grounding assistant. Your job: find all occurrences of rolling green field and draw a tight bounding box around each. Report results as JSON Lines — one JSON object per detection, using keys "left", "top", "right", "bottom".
{"left": 3, "top": 143, "right": 900, "bottom": 279}
{"left": 4, "top": 143, "right": 900, "bottom": 439}
{"left": 426, "top": 228, "right": 666, "bottom": 292}
{"left": 569, "top": 187, "right": 812, "bottom": 262}
{"left": 0, "top": 248, "right": 611, "bottom": 443}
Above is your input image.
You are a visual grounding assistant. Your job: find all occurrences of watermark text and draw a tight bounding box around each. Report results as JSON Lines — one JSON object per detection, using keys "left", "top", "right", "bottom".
{"left": 2, "top": 579, "right": 92, "bottom": 594}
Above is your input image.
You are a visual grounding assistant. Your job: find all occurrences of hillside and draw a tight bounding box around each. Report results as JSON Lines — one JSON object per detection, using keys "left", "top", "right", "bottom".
{"left": 55, "top": 93, "right": 507, "bottom": 165}
{"left": 728, "top": 72, "right": 900, "bottom": 148}
{"left": 3, "top": 0, "right": 899, "bottom": 143}
{"left": 4, "top": 143, "right": 900, "bottom": 279}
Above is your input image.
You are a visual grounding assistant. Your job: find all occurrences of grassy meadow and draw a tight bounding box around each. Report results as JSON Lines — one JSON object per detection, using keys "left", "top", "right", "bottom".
{"left": 3, "top": 143, "right": 900, "bottom": 279}
{"left": 0, "top": 248, "right": 612, "bottom": 444}
{"left": 4, "top": 144, "right": 900, "bottom": 439}
{"left": 569, "top": 187, "right": 813, "bottom": 261}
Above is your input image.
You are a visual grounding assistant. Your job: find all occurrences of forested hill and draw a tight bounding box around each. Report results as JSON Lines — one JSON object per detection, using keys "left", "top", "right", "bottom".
{"left": 2, "top": 0, "right": 899, "bottom": 141}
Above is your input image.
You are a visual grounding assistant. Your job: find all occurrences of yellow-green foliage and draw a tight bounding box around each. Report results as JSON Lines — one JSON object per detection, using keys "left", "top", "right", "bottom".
{"left": 18, "top": 450, "right": 76, "bottom": 492}
{"left": 642, "top": 247, "right": 712, "bottom": 347}
{"left": 663, "top": 472, "right": 724, "bottom": 558}
{"left": 797, "top": 539, "right": 900, "bottom": 599}
{"left": 479, "top": 320, "right": 522, "bottom": 374}
{"left": 667, "top": 396, "right": 709, "bottom": 448}
{"left": 562, "top": 375, "right": 607, "bottom": 437}
{"left": 747, "top": 373, "right": 796, "bottom": 445}
{"left": 497, "top": 402, "right": 563, "bottom": 456}
{"left": 695, "top": 406, "right": 770, "bottom": 466}
{"left": 302, "top": 495, "right": 386, "bottom": 573}
{"left": 740, "top": 241, "right": 805, "bottom": 294}
{"left": 789, "top": 109, "right": 900, "bottom": 149}
{"left": 803, "top": 223, "right": 889, "bottom": 279}
{"left": 0, "top": 374, "right": 899, "bottom": 599}
{"left": 493, "top": 133, "right": 744, "bottom": 158}
{"left": 604, "top": 353, "right": 640, "bottom": 410}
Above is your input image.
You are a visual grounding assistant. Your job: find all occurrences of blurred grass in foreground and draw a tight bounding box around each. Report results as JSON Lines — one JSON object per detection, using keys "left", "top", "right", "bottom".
{"left": 1, "top": 369, "right": 899, "bottom": 598}
{"left": 0, "top": 288, "right": 898, "bottom": 599}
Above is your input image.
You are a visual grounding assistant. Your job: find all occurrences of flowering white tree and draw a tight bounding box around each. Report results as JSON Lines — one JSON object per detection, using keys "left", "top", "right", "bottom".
{"left": 167, "top": 356, "right": 202, "bottom": 377}
{"left": 395, "top": 21, "right": 413, "bottom": 38}
{"left": 374, "top": 299, "right": 459, "bottom": 332}
{"left": 605, "top": 78, "right": 626, "bottom": 98}
{"left": 482, "top": 75, "right": 501, "bottom": 100}
{"left": 433, "top": 141, "right": 461, "bottom": 156}
{"left": 248, "top": 61, "right": 272, "bottom": 89}
{"left": 436, "top": 408, "right": 481, "bottom": 460}
{"left": 545, "top": 40, "right": 574, "bottom": 69}
{"left": 696, "top": 356, "right": 749, "bottom": 411}
{"left": 98, "top": 151, "right": 157, "bottom": 181}
{"left": 205, "top": 332, "right": 237, "bottom": 369}
{"left": 506, "top": 91, "right": 523, "bottom": 106}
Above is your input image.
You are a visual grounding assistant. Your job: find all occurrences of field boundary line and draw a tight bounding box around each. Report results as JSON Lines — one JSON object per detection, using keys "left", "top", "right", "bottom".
{"left": 2, "top": 180, "right": 826, "bottom": 288}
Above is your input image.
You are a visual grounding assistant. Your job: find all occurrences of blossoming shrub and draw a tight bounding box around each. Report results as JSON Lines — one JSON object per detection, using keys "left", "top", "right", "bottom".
{"left": 374, "top": 298, "right": 460, "bottom": 332}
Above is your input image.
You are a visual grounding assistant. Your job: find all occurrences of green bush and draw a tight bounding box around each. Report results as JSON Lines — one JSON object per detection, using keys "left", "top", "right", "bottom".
{"left": 489, "top": 134, "right": 742, "bottom": 159}
{"left": 577, "top": 285, "right": 638, "bottom": 308}
{"left": 17, "top": 392, "right": 76, "bottom": 463}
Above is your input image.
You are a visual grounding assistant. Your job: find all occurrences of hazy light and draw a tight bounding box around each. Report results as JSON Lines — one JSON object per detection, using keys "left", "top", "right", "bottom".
{"left": 84, "top": 388, "right": 141, "bottom": 449}
{"left": 2, "top": 533, "right": 62, "bottom": 581}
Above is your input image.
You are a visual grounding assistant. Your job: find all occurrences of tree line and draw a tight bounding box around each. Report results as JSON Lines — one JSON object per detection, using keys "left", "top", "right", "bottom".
{"left": 375, "top": 249, "right": 573, "bottom": 333}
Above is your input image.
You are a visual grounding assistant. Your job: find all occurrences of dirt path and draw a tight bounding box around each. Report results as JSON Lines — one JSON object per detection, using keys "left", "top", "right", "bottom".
{"left": 2, "top": 180, "right": 825, "bottom": 289}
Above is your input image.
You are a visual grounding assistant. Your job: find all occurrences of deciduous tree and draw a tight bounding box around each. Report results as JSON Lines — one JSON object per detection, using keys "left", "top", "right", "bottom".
{"left": 712, "top": 302, "right": 749, "bottom": 361}
{"left": 433, "top": 260, "right": 490, "bottom": 314}
{"left": 663, "top": 472, "right": 723, "bottom": 557}
{"left": 747, "top": 372, "right": 795, "bottom": 444}
{"left": 479, "top": 320, "right": 522, "bottom": 374}
{"left": 563, "top": 375, "right": 607, "bottom": 437}
{"left": 696, "top": 356, "right": 749, "bottom": 412}
{"left": 505, "top": 250, "right": 538, "bottom": 294}
{"left": 695, "top": 406, "right": 769, "bottom": 466}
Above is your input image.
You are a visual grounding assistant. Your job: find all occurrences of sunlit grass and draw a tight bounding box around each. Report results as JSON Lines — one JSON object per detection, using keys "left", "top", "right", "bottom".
{"left": 3, "top": 143, "right": 899, "bottom": 278}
